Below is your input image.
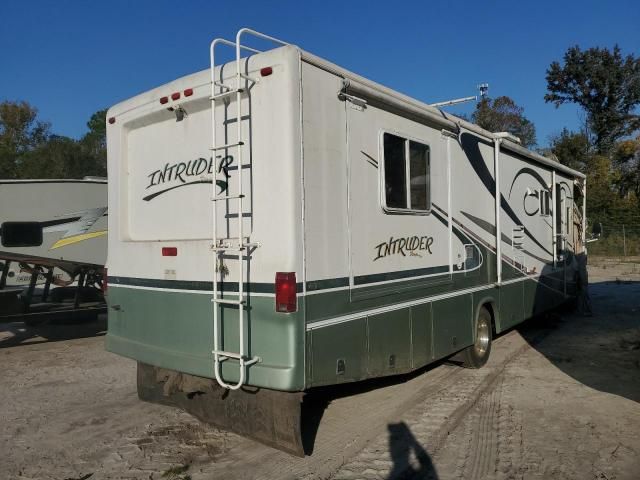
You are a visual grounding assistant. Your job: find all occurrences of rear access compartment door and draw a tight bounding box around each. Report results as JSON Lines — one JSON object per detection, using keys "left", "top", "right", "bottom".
{"left": 124, "top": 88, "right": 252, "bottom": 242}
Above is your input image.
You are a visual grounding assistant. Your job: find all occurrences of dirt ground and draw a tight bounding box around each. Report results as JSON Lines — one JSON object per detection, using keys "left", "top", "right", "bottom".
{"left": 1, "top": 262, "right": 639, "bottom": 480}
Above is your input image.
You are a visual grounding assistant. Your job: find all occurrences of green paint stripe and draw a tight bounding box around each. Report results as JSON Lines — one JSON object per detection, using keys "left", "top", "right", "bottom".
{"left": 108, "top": 276, "right": 283, "bottom": 294}
{"left": 353, "top": 265, "right": 449, "bottom": 285}
{"left": 306, "top": 277, "right": 349, "bottom": 291}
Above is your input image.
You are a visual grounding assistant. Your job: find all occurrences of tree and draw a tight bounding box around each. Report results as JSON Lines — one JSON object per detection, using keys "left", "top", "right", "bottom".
{"left": 612, "top": 136, "right": 640, "bottom": 198}
{"left": 545, "top": 45, "right": 640, "bottom": 153}
{"left": 0, "top": 100, "right": 50, "bottom": 178}
{"left": 471, "top": 96, "right": 537, "bottom": 148}
{"left": 548, "top": 128, "right": 590, "bottom": 172}
{"left": 80, "top": 108, "right": 107, "bottom": 176}
{"left": 0, "top": 102, "right": 107, "bottom": 180}
{"left": 21, "top": 135, "right": 90, "bottom": 179}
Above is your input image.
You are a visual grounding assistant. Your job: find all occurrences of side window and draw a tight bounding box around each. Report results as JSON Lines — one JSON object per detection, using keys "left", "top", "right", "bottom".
{"left": 383, "top": 133, "right": 407, "bottom": 209}
{"left": 382, "top": 132, "right": 430, "bottom": 213}
{"left": 539, "top": 190, "right": 551, "bottom": 217}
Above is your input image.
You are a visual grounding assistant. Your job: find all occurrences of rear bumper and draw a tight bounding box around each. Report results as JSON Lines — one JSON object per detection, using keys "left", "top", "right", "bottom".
{"left": 106, "top": 284, "right": 305, "bottom": 391}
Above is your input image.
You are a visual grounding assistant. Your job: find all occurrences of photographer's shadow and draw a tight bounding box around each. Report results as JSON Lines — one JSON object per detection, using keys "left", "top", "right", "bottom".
{"left": 387, "top": 422, "right": 438, "bottom": 480}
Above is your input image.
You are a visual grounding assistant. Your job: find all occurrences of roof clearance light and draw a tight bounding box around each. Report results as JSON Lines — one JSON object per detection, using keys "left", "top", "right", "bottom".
{"left": 160, "top": 96, "right": 169, "bottom": 104}
{"left": 184, "top": 88, "right": 193, "bottom": 97}
{"left": 275, "top": 272, "right": 297, "bottom": 313}
{"left": 162, "top": 247, "right": 178, "bottom": 256}
{"left": 260, "top": 66, "right": 273, "bottom": 77}
{"left": 108, "top": 117, "right": 116, "bottom": 124}
{"left": 171, "top": 92, "right": 180, "bottom": 100}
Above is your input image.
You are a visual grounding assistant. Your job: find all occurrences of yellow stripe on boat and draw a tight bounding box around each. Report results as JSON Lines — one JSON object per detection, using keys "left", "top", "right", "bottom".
{"left": 50, "top": 230, "right": 107, "bottom": 249}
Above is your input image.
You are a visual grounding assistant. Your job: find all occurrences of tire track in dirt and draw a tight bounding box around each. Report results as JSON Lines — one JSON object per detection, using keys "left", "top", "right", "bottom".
{"left": 211, "top": 364, "right": 468, "bottom": 480}
{"left": 331, "top": 325, "right": 552, "bottom": 480}
{"left": 433, "top": 375, "right": 525, "bottom": 480}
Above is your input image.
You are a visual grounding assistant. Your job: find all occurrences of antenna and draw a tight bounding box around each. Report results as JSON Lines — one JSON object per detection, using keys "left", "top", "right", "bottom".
{"left": 429, "top": 83, "right": 489, "bottom": 108}
{"left": 478, "top": 83, "right": 489, "bottom": 99}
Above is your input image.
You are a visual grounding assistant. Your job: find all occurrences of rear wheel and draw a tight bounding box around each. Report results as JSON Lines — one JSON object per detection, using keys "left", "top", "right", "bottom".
{"left": 462, "top": 306, "right": 492, "bottom": 368}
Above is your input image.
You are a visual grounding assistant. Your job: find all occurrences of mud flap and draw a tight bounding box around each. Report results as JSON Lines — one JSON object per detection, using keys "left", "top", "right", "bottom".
{"left": 137, "top": 362, "right": 305, "bottom": 456}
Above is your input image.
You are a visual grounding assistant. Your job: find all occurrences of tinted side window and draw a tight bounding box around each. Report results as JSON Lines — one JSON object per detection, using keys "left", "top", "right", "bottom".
{"left": 383, "top": 133, "right": 430, "bottom": 213}
{"left": 383, "top": 133, "right": 407, "bottom": 209}
{"left": 409, "top": 141, "right": 429, "bottom": 210}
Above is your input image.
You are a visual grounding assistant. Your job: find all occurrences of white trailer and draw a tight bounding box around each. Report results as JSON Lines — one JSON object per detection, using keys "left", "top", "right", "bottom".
{"left": 106, "top": 28, "right": 586, "bottom": 455}
{"left": 0, "top": 179, "right": 107, "bottom": 322}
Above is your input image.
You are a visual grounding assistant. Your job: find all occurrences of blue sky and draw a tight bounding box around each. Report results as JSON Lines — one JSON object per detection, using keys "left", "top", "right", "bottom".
{"left": 2, "top": 0, "right": 639, "bottom": 147}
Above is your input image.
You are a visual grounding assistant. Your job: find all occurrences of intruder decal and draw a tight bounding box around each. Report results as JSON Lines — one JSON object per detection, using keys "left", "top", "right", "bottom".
{"left": 373, "top": 235, "right": 434, "bottom": 261}
{"left": 143, "top": 155, "right": 234, "bottom": 201}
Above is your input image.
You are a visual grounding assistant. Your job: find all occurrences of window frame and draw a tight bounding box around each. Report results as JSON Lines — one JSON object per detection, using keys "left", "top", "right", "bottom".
{"left": 540, "top": 189, "right": 552, "bottom": 217}
{"left": 379, "top": 129, "right": 431, "bottom": 215}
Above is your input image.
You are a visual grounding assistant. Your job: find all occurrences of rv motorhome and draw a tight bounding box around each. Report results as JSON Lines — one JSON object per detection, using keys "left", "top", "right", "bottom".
{"left": 105, "top": 28, "right": 586, "bottom": 455}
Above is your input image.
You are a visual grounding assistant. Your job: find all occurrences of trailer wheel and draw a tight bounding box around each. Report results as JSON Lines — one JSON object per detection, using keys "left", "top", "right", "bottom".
{"left": 462, "top": 306, "right": 492, "bottom": 368}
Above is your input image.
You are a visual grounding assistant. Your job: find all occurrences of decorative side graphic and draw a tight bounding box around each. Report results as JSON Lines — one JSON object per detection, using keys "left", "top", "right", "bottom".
{"left": 40, "top": 207, "right": 108, "bottom": 249}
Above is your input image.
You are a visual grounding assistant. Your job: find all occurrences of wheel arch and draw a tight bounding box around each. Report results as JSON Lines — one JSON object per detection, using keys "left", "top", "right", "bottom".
{"left": 474, "top": 295, "right": 499, "bottom": 336}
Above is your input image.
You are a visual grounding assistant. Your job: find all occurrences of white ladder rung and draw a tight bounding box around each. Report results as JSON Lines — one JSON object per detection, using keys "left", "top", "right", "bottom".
{"left": 210, "top": 89, "right": 244, "bottom": 101}
{"left": 211, "top": 242, "right": 260, "bottom": 252}
{"left": 211, "top": 298, "right": 246, "bottom": 306}
{"left": 210, "top": 141, "right": 244, "bottom": 151}
{"left": 213, "top": 350, "right": 243, "bottom": 359}
{"left": 211, "top": 194, "right": 245, "bottom": 202}
{"left": 213, "top": 350, "right": 260, "bottom": 365}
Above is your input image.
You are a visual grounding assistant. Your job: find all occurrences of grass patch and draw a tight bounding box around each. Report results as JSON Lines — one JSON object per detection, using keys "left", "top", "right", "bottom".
{"left": 162, "top": 464, "right": 191, "bottom": 480}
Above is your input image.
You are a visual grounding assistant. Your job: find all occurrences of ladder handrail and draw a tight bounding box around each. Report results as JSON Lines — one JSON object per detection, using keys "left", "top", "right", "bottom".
{"left": 209, "top": 28, "right": 290, "bottom": 390}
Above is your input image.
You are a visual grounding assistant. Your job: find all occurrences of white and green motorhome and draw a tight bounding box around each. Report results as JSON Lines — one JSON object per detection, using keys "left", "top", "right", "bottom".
{"left": 106, "top": 28, "right": 586, "bottom": 455}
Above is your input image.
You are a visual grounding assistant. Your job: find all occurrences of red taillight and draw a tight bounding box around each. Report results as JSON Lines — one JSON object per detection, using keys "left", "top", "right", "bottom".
{"left": 171, "top": 92, "right": 180, "bottom": 100}
{"left": 160, "top": 96, "right": 169, "bottom": 104}
{"left": 108, "top": 117, "right": 115, "bottom": 124}
{"left": 102, "top": 267, "right": 108, "bottom": 294}
{"left": 275, "top": 272, "right": 296, "bottom": 313}
{"left": 162, "top": 247, "right": 178, "bottom": 256}
{"left": 184, "top": 88, "right": 193, "bottom": 97}
{"left": 260, "top": 66, "right": 273, "bottom": 77}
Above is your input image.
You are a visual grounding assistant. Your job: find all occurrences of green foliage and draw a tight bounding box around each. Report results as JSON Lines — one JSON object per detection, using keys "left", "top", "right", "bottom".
{"left": 0, "top": 101, "right": 50, "bottom": 178}
{"left": 545, "top": 45, "right": 640, "bottom": 153}
{"left": 471, "top": 96, "right": 537, "bottom": 148}
{"left": 612, "top": 136, "right": 640, "bottom": 198}
{"left": 588, "top": 229, "right": 640, "bottom": 257}
{"left": 81, "top": 108, "right": 107, "bottom": 175}
{"left": 545, "top": 46, "right": 640, "bottom": 255}
{"left": 0, "top": 100, "right": 106, "bottom": 179}
{"left": 548, "top": 128, "right": 591, "bottom": 172}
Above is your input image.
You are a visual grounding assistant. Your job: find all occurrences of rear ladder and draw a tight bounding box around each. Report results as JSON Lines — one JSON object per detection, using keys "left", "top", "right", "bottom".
{"left": 209, "top": 28, "right": 288, "bottom": 390}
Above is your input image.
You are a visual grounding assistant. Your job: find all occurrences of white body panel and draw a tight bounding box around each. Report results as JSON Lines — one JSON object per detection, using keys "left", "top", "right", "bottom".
{"left": 107, "top": 46, "right": 303, "bottom": 287}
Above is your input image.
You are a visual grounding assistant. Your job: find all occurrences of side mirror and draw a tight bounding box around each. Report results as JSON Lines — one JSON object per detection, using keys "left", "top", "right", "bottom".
{"left": 591, "top": 222, "right": 602, "bottom": 238}
{"left": 0, "top": 222, "right": 43, "bottom": 247}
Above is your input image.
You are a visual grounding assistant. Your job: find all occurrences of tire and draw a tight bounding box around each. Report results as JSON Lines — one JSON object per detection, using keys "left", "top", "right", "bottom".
{"left": 462, "top": 306, "right": 493, "bottom": 368}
